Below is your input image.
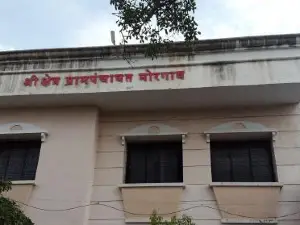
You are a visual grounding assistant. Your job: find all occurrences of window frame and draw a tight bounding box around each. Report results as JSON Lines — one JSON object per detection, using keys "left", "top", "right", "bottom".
{"left": 210, "top": 140, "right": 277, "bottom": 183}
{"left": 0, "top": 139, "right": 41, "bottom": 181}
{"left": 0, "top": 123, "right": 47, "bottom": 183}
{"left": 125, "top": 141, "right": 183, "bottom": 184}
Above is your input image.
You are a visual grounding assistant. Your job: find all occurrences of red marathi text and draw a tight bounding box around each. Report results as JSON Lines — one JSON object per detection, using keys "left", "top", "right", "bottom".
{"left": 23, "top": 70, "right": 185, "bottom": 87}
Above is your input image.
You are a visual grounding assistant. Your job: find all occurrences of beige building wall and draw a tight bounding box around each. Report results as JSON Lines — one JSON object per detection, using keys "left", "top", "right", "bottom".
{"left": 2, "top": 104, "right": 300, "bottom": 225}
{"left": 0, "top": 107, "right": 98, "bottom": 225}
{"left": 92, "top": 104, "right": 300, "bottom": 225}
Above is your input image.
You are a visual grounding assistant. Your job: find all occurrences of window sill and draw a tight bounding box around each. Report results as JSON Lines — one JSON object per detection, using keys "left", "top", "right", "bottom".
{"left": 119, "top": 183, "right": 185, "bottom": 189}
{"left": 210, "top": 182, "right": 283, "bottom": 188}
{"left": 125, "top": 218, "right": 150, "bottom": 223}
{"left": 11, "top": 180, "right": 36, "bottom": 186}
{"left": 221, "top": 218, "right": 278, "bottom": 224}
{"left": 125, "top": 218, "right": 173, "bottom": 223}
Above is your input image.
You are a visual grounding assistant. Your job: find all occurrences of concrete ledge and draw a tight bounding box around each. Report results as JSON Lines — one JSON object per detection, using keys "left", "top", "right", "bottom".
{"left": 221, "top": 218, "right": 278, "bottom": 224}
{"left": 210, "top": 182, "right": 283, "bottom": 187}
{"left": 1, "top": 33, "right": 299, "bottom": 61}
{"left": 119, "top": 183, "right": 185, "bottom": 188}
{"left": 11, "top": 180, "right": 36, "bottom": 185}
{"left": 125, "top": 218, "right": 150, "bottom": 223}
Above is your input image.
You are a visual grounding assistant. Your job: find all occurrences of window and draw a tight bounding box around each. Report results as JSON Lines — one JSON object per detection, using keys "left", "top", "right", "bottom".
{"left": 211, "top": 140, "right": 275, "bottom": 182}
{"left": 125, "top": 141, "right": 183, "bottom": 184}
{"left": 0, "top": 140, "right": 41, "bottom": 181}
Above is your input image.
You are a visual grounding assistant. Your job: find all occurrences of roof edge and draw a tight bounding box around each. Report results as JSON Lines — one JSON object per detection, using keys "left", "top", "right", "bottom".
{"left": 1, "top": 33, "right": 300, "bottom": 61}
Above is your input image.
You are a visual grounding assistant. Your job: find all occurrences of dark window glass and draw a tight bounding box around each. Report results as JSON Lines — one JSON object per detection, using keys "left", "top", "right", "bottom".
{"left": 0, "top": 140, "right": 41, "bottom": 181}
{"left": 211, "top": 141, "right": 275, "bottom": 182}
{"left": 126, "top": 141, "right": 183, "bottom": 183}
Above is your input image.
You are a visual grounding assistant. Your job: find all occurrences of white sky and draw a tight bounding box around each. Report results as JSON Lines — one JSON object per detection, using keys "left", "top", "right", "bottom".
{"left": 0, "top": 0, "right": 299, "bottom": 50}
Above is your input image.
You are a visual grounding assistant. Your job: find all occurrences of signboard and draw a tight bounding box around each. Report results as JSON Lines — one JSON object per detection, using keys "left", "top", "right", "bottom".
{"left": 23, "top": 69, "right": 185, "bottom": 87}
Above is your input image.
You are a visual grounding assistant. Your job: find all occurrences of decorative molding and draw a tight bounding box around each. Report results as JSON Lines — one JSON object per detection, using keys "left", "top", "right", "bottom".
{"left": 121, "top": 136, "right": 125, "bottom": 146}
{"left": 148, "top": 125, "right": 160, "bottom": 134}
{"left": 205, "top": 134, "right": 211, "bottom": 143}
{"left": 205, "top": 121, "right": 275, "bottom": 133}
{"left": 182, "top": 134, "right": 186, "bottom": 144}
{"left": 0, "top": 123, "right": 48, "bottom": 142}
{"left": 204, "top": 121, "right": 276, "bottom": 143}
{"left": 41, "top": 133, "right": 47, "bottom": 142}
{"left": 123, "top": 123, "right": 184, "bottom": 135}
{"left": 120, "top": 123, "right": 187, "bottom": 144}
{"left": 272, "top": 131, "right": 277, "bottom": 142}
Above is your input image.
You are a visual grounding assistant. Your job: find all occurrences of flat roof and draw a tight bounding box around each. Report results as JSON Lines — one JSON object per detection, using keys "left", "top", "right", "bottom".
{"left": 0, "top": 33, "right": 299, "bottom": 61}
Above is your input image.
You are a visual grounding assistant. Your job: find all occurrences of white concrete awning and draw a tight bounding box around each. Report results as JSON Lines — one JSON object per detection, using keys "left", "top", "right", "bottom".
{"left": 204, "top": 121, "right": 277, "bottom": 142}
{"left": 0, "top": 123, "right": 48, "bottom": 141}
{"left": 1, "top": 34, "right": 300, "bottom": 110}
{"left": 120, "top": 123, "right": 187, "bottom": 144}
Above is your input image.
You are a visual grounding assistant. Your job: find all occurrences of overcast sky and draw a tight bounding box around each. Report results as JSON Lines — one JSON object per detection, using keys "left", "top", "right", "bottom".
{"left": 0, "top": 0, "right": 299, "bottom": 51}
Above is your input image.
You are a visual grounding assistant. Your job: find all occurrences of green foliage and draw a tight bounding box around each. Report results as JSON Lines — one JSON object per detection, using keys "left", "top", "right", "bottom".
{"left": 110, "top": 0, "right": 200, "bottom": 58}
{"left": 0, "top": 181, "right": 11, "bottom": 194}
{"left": 0, "top": 181, "right": 34, "bottom": 225}
{"left": 150, "top": 211, "right": 195, "bottom": 225}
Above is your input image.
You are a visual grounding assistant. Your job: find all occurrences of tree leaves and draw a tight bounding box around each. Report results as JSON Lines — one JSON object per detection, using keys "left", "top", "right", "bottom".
{"left": 150, "top": 211, "right": 195, "bottom": 225}
{"left": 0, "top": 181, "right": 34, "bottom": 225}
{"left": 0, "top": 181, "right": 11, "bottom": 194}
{"left": 110, "top": 0, "right": 200, "bottom": 58}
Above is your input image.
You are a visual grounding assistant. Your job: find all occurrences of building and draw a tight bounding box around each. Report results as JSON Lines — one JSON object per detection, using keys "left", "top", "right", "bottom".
{"left": 1, "top": 33, "right": 300, "bottom": 225}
